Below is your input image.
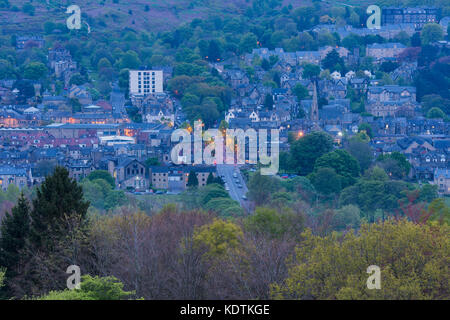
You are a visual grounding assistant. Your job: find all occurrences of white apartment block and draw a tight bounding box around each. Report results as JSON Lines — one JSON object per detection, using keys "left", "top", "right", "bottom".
{"left": 129, "top": 70, "right": 163, "bottom": 96}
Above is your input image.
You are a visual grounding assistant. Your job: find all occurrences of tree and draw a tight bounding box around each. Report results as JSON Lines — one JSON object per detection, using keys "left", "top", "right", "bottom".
{"left": 289, "top": 131, "right": 333, "bottom": 175}
{"left": 292, "top": 83, "right": 309, "bottom": 102}
{"left": 322, "top": 49, "right": 345, "bottom": 72}
{"left": 332, "top": 204, "right": 361, "bottom": 231}
{"left": 207, "top": 40, "right": 222, "bottom": 61}
{"left": 426, "top": 107, "right": 445, "bottom": 119}
{"left": 314, "top": 149, "right": 360, "bottom": 188}
{"left": 29, "top": 167, "right": 90, "bottom": 251}
{"left": 200, "top": 184, "right": 230, "bottom": 205}
{"left": 264, "top": 93, "right": 274, "bottom": 110}
{"left": 187, "top": 170, "right": 199, "bottom": 187}
{"left": 302, "top": 63, "right": 320, "bottom": 79}
{"left": 145, "top": 157, "right": 160, "bottom": 167}
{"left": 376, "top": 152, "right": 411, "bottom": 179}
{"left": 118, "top": 50, "right": 141, "bottom": 69}
{"left": 23, "top": 62, "right": 47, "bottom": 80}
{"left": 0, "top": 269, "right": 4, "bottom": 289}
{"left": 247, "top": 171, "right": 280, "bottom": 206}
{"left": 206, "top": 173, "right": 215, "bottom": 185}
{"left": 273, "top": 219, "right": 449, "bottom": 299}
{"left": 22, "top": 3, "right": 34, "bottom": 15}
{"left": 358, "top": 123, "right": 373, "bottom": 139}
{"left": 239, "top": 33, "right": 258, "bottom": 54}
{"left": 310, "top": 167, "right": 342, "bottom": 195}
{"left": 345, "top": 138, "right": 373, "bottom": 173}
{"left": 0, "top": 194, "right": 30, "bottom": 296}
{"left": 38, "top": 275, "right": 134, "bottom": 300}
{"left": 245, "top": 207, "right": 304, "bottom": 239}
{"left": 428, "top": 198, "right": 450, "bottom": 225}
{"left": 420, "top": 23, "right": 444, "bottom": 45}
{"left": 261, "top": 58, "right": 271, "bottom": 71}
{"left": 87, "top": 170, "right": 115, "bottom": 188}
{"left": 194, "top": 219, "right": 243, "bottom": 257}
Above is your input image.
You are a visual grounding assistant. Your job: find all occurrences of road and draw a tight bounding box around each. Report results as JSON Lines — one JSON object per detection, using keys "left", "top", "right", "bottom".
{"left": 216, "top": 164, "right": 251, "bottom": 213}
{"left": 110, "top": 82, "right": 125, "bottom": 115}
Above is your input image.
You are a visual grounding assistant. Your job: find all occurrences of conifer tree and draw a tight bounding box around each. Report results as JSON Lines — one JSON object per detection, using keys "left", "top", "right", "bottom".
{"left": 206, "top": 172, "right": 215, "bottom": 185}
{"left": 29, "top": 167, "right": 90, "bottom": 251}
{"left": 0, "top": 193, "right": 31, "bottom": 296}
{"left": 187, "top": 170, "right": 199, "bottom": 187}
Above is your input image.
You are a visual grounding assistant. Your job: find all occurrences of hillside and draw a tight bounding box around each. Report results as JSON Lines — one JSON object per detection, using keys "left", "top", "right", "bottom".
{"left": 0, "top": 0, "right": 315, "bottom": 34}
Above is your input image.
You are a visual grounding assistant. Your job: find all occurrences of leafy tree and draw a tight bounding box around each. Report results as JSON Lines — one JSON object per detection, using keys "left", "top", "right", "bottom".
{"left": 187, "top": 170, "right": 199, "bottom": 187}
{"left": 261, "top": 58, "right": 271, "bottom": 71}
{"left": 273, "top": 219, "right": 449, "bottom": 299}
{"left": 239, "top": 33, "right": 258, "bottom": 54}
{"left": 194, "top": 219, "right": 243, "bottom": 257}
{"left": 22, "top": 3, "right": 34, "bottom": 15}
{"left": 118, "top": 50, "right": 141, "bottom": 69}
{"left": 310, "top": 167, "right": 342, "bottom": 195}
{"left": 145, "top": 157, "right": 160, "bottom": 167}
{"left": 426, "top": 107, "right": 445, "bottom": 119}
{"left": 200, "top": 184, "right": 229, "bottom": 205}
{"left": 292, "top": 83, "right": 309, "bottom": 102}
{"left": 38, "top": 275, "right": 134, "bottom": 300}
{"left": 289, "top": 131, "right": 333, "bottom": 175}
{"left": 314, "top": 149, "right": 360, "bottom": 188}
{"left": 345, "top": 138, "right": 373, "bottom": 173}
{"left": 245, "top": 207, "right": 304, "bottom": 239}
{"left": 0, "top": 59, "right": 15, "bottom": 79}
{"left": 0, "top": 269, "right": 4, "bottom": 289}
{"left": 302, "top": 63, "right": 320, "bottom": 79}
{"left": 418, "top": 184, "right": 438, "bottom": 203}
{"left": 23, "top": 62, "right": 47, "bottom": 80}
{"left": 332, "top": 204, "right": 361, "bottom": 231}
{"left": 358, "top": 123, "right": 373, "bottom": 139}
{"left": 421, "top": 94, "right": 450, "bottom": 115}
{"left": 428, "top": 198, "right": 450, "bottom": 225}
{"left": 87, "top": 170, "right": 115, "bottom": 188}
{"left": 247, "top": 171, "right": 280, "bottom": 206}
{"left": 340, "top": 179, "right": 408, "bottom": 220}
{"left": 376, "top": 152, "right": 411, "bottom": 179}
{"left": 420, "top": 23, "right": 444, "bottom": 45}
{"left": 203, "top": 198, "right": 243, "bottom": 217}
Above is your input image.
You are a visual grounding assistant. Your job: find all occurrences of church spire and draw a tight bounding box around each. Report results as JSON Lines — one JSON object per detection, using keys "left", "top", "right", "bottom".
{"left": 310, "top": 80, "right": 319, "bottom": 122}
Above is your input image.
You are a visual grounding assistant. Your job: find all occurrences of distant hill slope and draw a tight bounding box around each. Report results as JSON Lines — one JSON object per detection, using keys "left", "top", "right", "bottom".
{"left": 0, "top": 0, "right": 314, "bottom": 34}
{"left": 1, "top": 0, "right": 446, "bottom": 35}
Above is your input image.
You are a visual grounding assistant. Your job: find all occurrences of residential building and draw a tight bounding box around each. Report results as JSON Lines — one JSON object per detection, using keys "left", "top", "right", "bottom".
{"left": 129, "top": 70, "right": 163, "bottom": 96}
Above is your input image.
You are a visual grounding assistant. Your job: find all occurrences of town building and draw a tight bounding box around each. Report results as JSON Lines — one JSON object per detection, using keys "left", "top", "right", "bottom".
{"left": 129, "top": 70, "right": 164, "bottom": 96}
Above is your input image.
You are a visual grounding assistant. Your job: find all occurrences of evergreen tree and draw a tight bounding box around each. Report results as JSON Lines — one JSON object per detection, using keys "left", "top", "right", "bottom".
{"left": 206, "top": 172, "right": 215, "bottom": 185}
{"left": 264, "top": 93, "right": 274, "bottom": 110}
{"left": 187, "top": 170, "right": 199, "bottom": 187}
{"left": 29, "top": 167, "right": 90, "bottom": 251}
{"left": 322, "top": 49, "right": 345, "bottom": 72}
{"left": 0, "top": 193, "right": 30, "bottom": 296}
